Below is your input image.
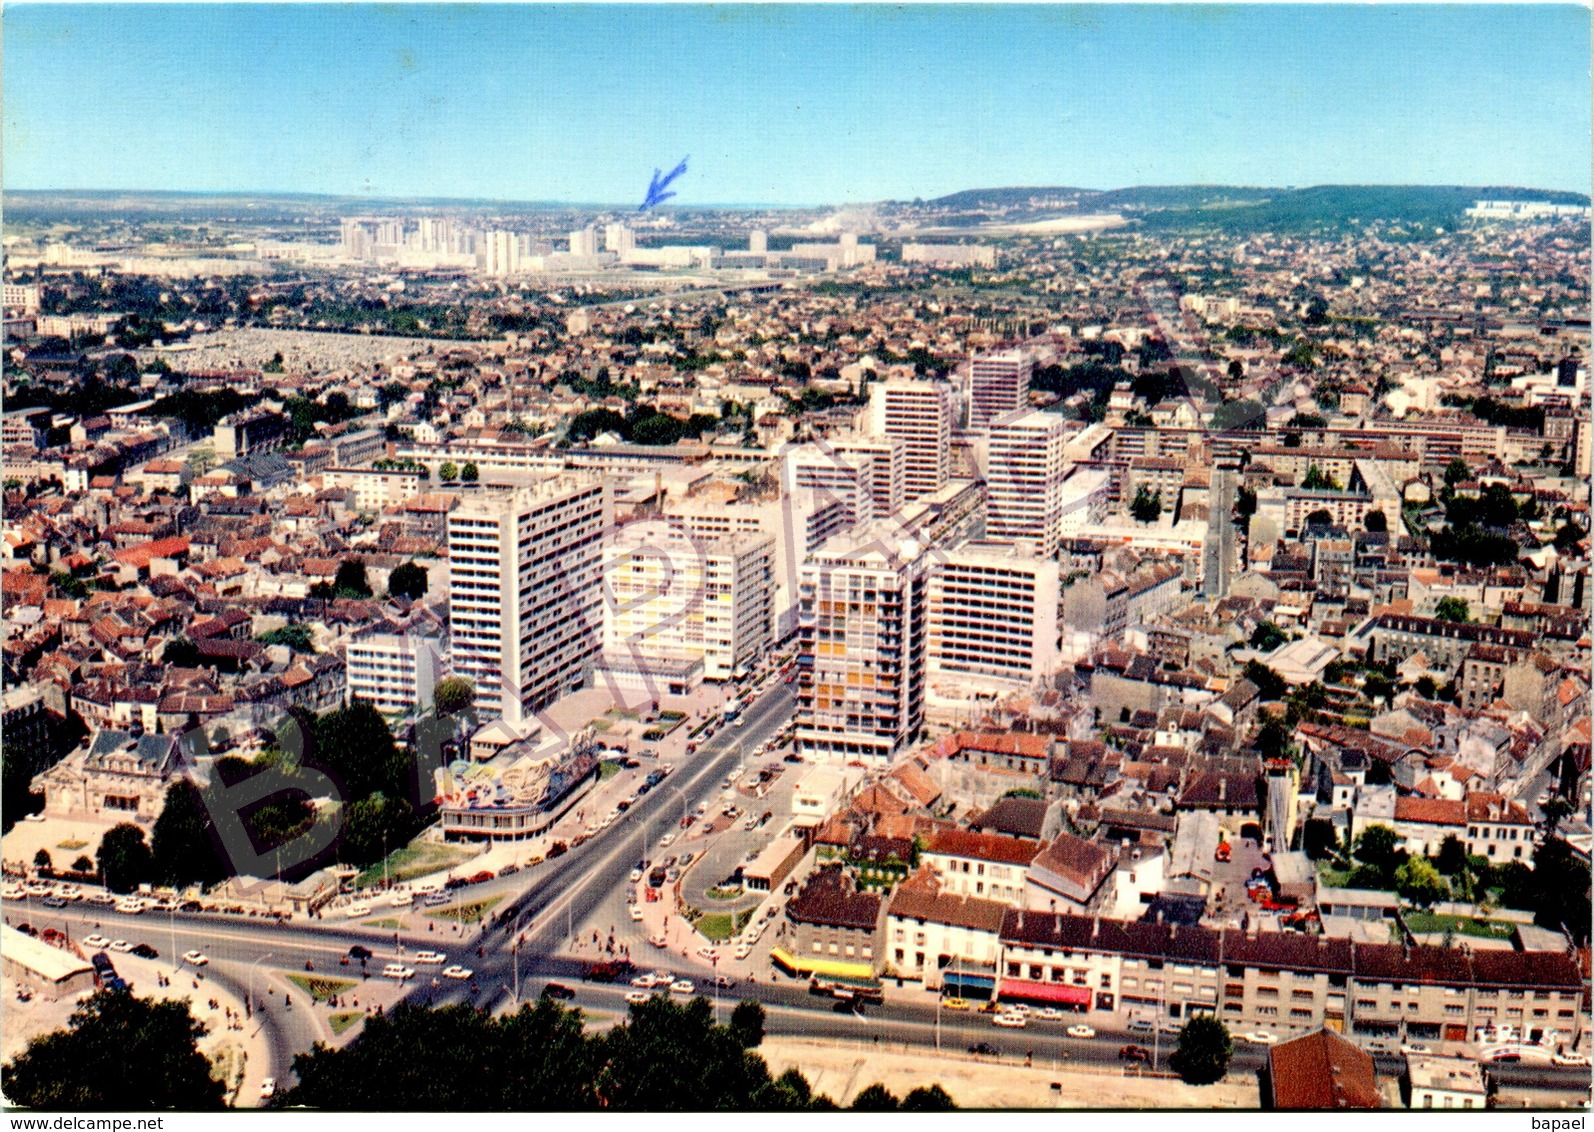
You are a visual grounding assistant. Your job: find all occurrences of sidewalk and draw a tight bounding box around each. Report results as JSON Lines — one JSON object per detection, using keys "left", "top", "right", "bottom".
{"left": 756, "top": 1035, "right": 1260, "bottom": 1108}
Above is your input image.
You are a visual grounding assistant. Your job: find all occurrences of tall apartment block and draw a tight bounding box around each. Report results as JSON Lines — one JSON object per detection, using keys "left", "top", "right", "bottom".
{"left": 927, "top": 540, "right": 1062, "bottom": 686}
{"left": 830, "top": 433, "right": 907, "bottom": 518}
{"left": 986, "top": 408, "right": 1072, "bottom": 558}
{"left": 345, "top": 620, "right": 450, "bottom": 714}
{"left": 602, "top": 524, "right": 774, "bottom": 682}
{"left": 966, "top": 350, "right": 1032, "bottom": 431}
{"left": 447, "top": 476, "right": 607, "bottom": 729}
{"left": 871, "top": 379, "right": 953, "bottom": 502}
{"left": 781, "top": 443, "right": 876, "bottom": 527}
{"left": 664, "top": 488, "right": 851, "bottom": 639}
{"left": 795, "top": 526, "right": 928, "bottom": 762}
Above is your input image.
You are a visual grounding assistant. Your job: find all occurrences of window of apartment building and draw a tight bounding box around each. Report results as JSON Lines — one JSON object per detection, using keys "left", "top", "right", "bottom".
{"left": 1534, "top": 991, "right": 1551, "bottom": 1001}
{"left": 1507, "top": 1008, "right": 1523, "bottom": 1018}
{"left": 862, "top": 946, "right": 872, "bottom": 960}
{"left": 1356, "top": 999, "right": 1377, "bottom": 1010}
{"left": 1476, "top": 1006, "right": 1496, "bottom": 1017}
{"left": 1257, "top": 987, "right": 1279, "bottom": 1000}
{"left": 914, "top": 932, "right": 926, "bottom": 946}
{"left": 1558, "top": 1010, "right": 1575, "bottom": 1020}
{"left": 1292, "top": 989, "right": 1315, "bottom": 1002}
{"left": 1291, "top": 1009, "right": 1313, "bottom": 1020}
{"left": 1173, "top": 983, "right": 1194, "bottom": 995}
{"left": 1256, "top": 1006, "right": 1278, "bottom": 1017}
{"left": 1100, "top": 974, "right": 1112, "bottom": 989}
{"left": 1007, "top": 962, "right": 1021, "bottom": 977}
{"left": 1224, "top": 1002, "right": 1242, "bottom": 1013}
{"left": 1122, "top": 978, "right": 1138, "bottom": 990}
{"left": 844, "top": 945, "right": 855, "bottom": 958}
{"left": 1532, "top": 1009, "right": 1548, "bottom": 1019}
{"left": 1030, "top": 965, "right": 1044, "bottom": 980}
{"left": 895, "top": 949, "right": 905, "bottom": 963}
{"left": 1445, "top": 1005, "right": 1464, "bottom": 1016}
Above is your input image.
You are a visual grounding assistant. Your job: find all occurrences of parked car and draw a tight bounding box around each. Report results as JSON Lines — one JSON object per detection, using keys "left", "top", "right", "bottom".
{"left": 670, "top": 980, "right": 695, "bottom": 994}
{"left": 629, "top": 905, "right": 644, "bottom": 921}
{"left": 968, "top": 1042, "right": 1000, "bottom": 1057}
{"left": 130, "top": 943, "right": 158, "bottom": 959}
{"left": 1067, "top": 1024, "right": 1097, "bottom": 1039}
{"left": 992, "top": 1012, "right": 1027, "bottom": 1028}
{"left": 182, "top": 950, "right": 209, "bottom": 966}
{"left": 542, "top": 983, "right": 576, "bottom": 1000}
{"left": 498, "top": 864, "right": 520, "bottom": 877}
{"left": 109, "top": 940, "right": 135, "bottom": 953}
{"left": 1119, "top": 1045, "right": 1152, "bottom": 1063}
{"left": 442, "top": 965, "right": 473, "bottom": 981}
{"left": 1036, "top": 1007, "right": 1066, "bottom": 1022}
{"left": 626, "top": 990, "right": 651, "bottom": 1005}
{"left": 83, "top": 934, "right": 111, "bottom": 949}
{"left": 382, "top": 964, "right": 415, "bottom": 980}
{"left": 1240, "top": 1031, "right": 1278, "bottom": 1046}
{"left": 414, "top": 951, "right": 447, "bottom": 965}
{"left": 942, "top": 997, "right": 971, "bottom": 1012}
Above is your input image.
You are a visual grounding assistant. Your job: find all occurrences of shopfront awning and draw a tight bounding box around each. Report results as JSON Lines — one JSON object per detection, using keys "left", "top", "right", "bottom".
{"left": 999, "top": 979, "right": 1092, "bottom": 1006}
{"left": 770, "top": 947, "right": 876, "bottom": 983}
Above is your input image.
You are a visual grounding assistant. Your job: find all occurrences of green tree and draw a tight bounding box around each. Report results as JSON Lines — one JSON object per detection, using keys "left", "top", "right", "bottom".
{"left": 1443, "top": 457, "right": 1471, "bottom": 486}
{"left": 1169, "top": 1015, "right": 1233, "bottom": 1085}
{"left": 151, "top": 780, "right": 229, "bottom": 888}
{"left": 1249, "top": 620, "right": 1288, "bottom": 651}
{"left": 1300, "top": 464, "right": 1341, "bottom": 491}
{"left": 311, "top": 701, "right": 406, "bottom": 802}
{"left": 33, "top": 849, "right": 51, "bottom": 871}
{"left": 729, "top": 1000, "right": 766, "bottom": 1048}
{"left": 1532, "top": 836, "right": 1592, "bottom": 945}
{"left": 1433, "top": 597, "right": 1471, "bottom": 624}
{"left": 256, "top": 624, "right": 316, "bottom": 653}
{"left": 1130, "top": 486, "right": 1164, "bottom": 524}
{"left": 1553, "top": 520, "right": 1587, "bottom": 551}
{"left": 460, "top": 462, "right": 479, "bottom": 483}
{"left": 1255, "top": 718, "right": 1292, "bottom": 761}
{"left": 850, "top": 1083, "right": 901, "bottom": 1110}
{"left": 1395, "top": 855, "right": 1449, "bottom": 908}
{"left": 1363, "top": 509, "right": 1388, "bottom": 533}
{"left": 71, "top": 855, "right": 94, "bottom": 875}
{"left": 438, "top": 461, "right": 459, "bottom": 482}
{"left": 1243, "top": 660, "right": 1287, "bottom": 702}
{"left": 162, "top": 637, "right": 202, "bottom": 668}
{"left": 387, "top": 561, "right": 428, "bottom": 601}
{"left": 1353, "top": 824, "right": 1401, "bottom": 883}
{"left": 2, "top": 989, "right": 225, "bottom": 1109}
{"left": 1435, "top": 834, "right": 1468, "bottom": 877}
{"left": 901, "top": 1084, "right": 958, "bottom": 1111}
{"left": 334, "top": 558, "right": 372, "bottom": 599}
{"left": 340, "top": 792, "right": 416, "bottom": 867}
{"left": 96, "top": 822, "right": 153, "bottom": 893}
{"left": 432, "top": 676, "right": 475, "bottom": 717}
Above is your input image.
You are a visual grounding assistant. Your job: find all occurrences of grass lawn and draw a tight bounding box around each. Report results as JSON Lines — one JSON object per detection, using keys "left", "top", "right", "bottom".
{"left": 1403, "top": 912, "right": 1516, "bottom": 940}
{"left": 329, "top": 1012, "right": 364, "bottom": 1037}
{"left": 599, "top": 760, "right": 622, "bottom": 781}
{"left": 355, "top": 841, "right": 477, "bottom": 888}
{"left": 424, "top": 895, "right": 503, "bottom": 924}
{"left": 695, "top": 907, "right": 755, "bottom": 942}
{"left": 1316, "top": 863, "right": 1353, "bottom": 888}
{"left": 365, "top": 917, "right": 405, "bottom": 930}
{"left": 284, "top": 973, "right": 358, "bottom": 1003}
{"left": 56, "top": 839, "right": 88, "bottom": 851}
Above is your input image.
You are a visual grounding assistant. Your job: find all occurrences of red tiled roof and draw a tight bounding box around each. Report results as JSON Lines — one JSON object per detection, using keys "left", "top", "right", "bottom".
{"left": 925, "top": 829, "right": 1043, "bottom": 868}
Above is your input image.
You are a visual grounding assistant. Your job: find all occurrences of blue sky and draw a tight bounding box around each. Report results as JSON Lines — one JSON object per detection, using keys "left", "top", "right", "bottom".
{"left": 5, "top": 5, "right": 1589, "bottom": 205}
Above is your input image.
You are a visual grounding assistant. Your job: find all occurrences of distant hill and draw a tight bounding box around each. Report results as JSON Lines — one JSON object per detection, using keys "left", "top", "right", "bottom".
{"left": 918, "top": 183, "right": 1590, "bottom": 234}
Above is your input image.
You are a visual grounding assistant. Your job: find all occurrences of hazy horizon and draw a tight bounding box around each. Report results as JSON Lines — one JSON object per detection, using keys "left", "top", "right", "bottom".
{"left": 5, "top": 5, "right": 1589, "bottom": 206}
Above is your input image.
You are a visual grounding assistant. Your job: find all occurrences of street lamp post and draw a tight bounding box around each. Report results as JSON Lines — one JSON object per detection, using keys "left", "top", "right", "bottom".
{"left": 247, "top": 953, "right": 273, "bottom": 1020}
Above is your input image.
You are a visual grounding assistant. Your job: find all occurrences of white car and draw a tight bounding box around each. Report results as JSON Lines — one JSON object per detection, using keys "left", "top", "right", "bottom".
{"left": 182, "top": 950, "right": 209, "bottom": 966}
{"left": 993, "top": 1013, "right": 1028, "bottom": 1029}
{"left": 1067, "top": 1024, "right": 1097, "bottom": 1039}
{"left": 343, "top": 903, "right": 371, "bottom": 919}
{"left": 658, "top": 833, "right": 676, "bottom": 848}
{"left": 115, "top": 898, "right": 145, "bottom": 915}
{"left": 631, "top": 974, "right": 657, "bottom": 988}
{"left": 1004, "top": 1003, "right": 1031, "bottom": 1014}
{"left": 83, "top": 934, "right": 111, "bottom": 949}
{"left": 733, "top": 943, "right": 752, "bottom": 960}
{"left": 414, "top": 951, "right": 447, "bottom": 965}
{"left": 628, "top": 868, "right": 643, "bottom": 883}
{"left": 1035, "top": 1007, "right": 1066, "bottom": 1022}
{"left": 1399, "top": 1041, "right": 1432, "bottom": 1056}
{"left": 629, "top": 905, "right": 644, "bottom": 921}
{"left": 260, "top": 1078, "right": 276, "bottom": 1100}
{"left": 670, "top": 979, "right": 695, "bottom": 995}
{"left": 1241, "top": 1031, "right": 1278, "bottom": 1046}
{"left": 696, "top": 946, "right": 718, "bottom": 960}
{"left": 85, "top": 892, "right": 116, "bottom": 906}
{"left": 389, "top": 890, "right": 413, "bottom": 907}
{"left": 382, "top": 964, "right": 415, "bottom": 980}
{"left": 626, "top": 990, "right": 652, "bottom": 1005}
{"left": 442, "top": 965, "right": 473, "bottom": 981}
{"left": 1553, "top": 1052, "right": 1591, "bottom": 1067}
{"left": 109, "top": 940, "right": 135, "bottom": 953}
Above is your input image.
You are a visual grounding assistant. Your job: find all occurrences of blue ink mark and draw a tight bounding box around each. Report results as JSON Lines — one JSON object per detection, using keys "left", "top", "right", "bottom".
{"left": 639, "top": 157, "right": 689, "bottom": 211}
